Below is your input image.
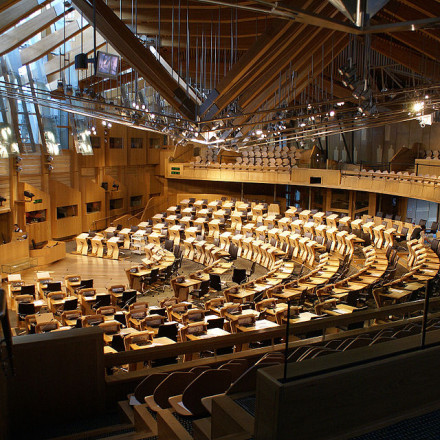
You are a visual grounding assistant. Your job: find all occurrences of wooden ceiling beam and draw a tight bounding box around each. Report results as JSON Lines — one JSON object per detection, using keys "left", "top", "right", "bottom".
{"left": 0, "top": 0, "right": 21, "bottom": 14}
{"left": 71, "top": 0, "right": 197, "bottom": 119}
{"left": 117, "top": 9, "right": 270, "bottom": 23}
{"left": 236, "top": 34, "right": 348, "bottom": 135}
{"left": 239, "top": 23, "right": 339, "bottom": 107}
{"left": 44, "top": 28, "right": 107, "bottom": 77}
{"left": 371, "top": 35, "right": 440, "bottom": 82}
{"left": 0, "top": 0, "right": 52, "bottom": 35}
{"left": 20, "top": 20, "right": 87, "bottom": 65}
{"left": 200, "top": 0, "right": 331, "bottom": 119}
{"left": 131, "top": 21, "right": 265, "bottom": 37}
{"left": 0, "top": 4, "right": 71, "bottom": 57}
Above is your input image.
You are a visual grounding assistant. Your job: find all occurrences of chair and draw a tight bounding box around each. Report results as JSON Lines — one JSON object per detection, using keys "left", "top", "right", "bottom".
{"left": 61, "top": 310, "right": 82, "bottom": 326}
{"left": 17, "top": 302, "right": 36, "bottom": 326}
{"left": 232, "top": 268, "right": 248, "bottom": 285}
{"left": 181, "top": 308, "right": 205, "bottom": 325}
{"left": 157, "top": 323, "right": 178, "bottom": 341}
{"left": 92, "top": 293, "right": 111, "bottom": 311}
{"left": 209, "top": 273, "right": 223, "bottom": 291}
{"left": 225, "top": 243, "right": 238, "bottom": 261}
{"left": 164, "top": 239, "right": 174, "bottom": 252}
{"left": 96, "top": 305, "right": 117, "bottom": 317}
{"left": 134, "top": 373, "right": 169, "bottom": 403}
{"left": 168, "top": 369, "right": 233, "bottom": 417}
{"left": 43, "top": 281, "right": 62, "bottom": 297}
{"left": 141, "top": 268, "right": 159, "bottom": 293}
{"left": 190, "top": 279, "right": 211, "bottom": 299}
{"left": 218, "top": 362, "right": 249, "bottom": 382}
{"left": 145, "top": 372, "right": 197, "bottom": 411}
{"left": 62, "top": 297, "right": 78, "bottom": 311}
{"left": 140, "top": 314, "right": 166, "bottom": 332}
{"left": 117, "top": 290, "right": 137, "bottom": 310}
{"left": 35, "top": 320, "right": 60, "bottom": 333}
{"left": 428, "top": 222, "right": 438, "bottom": 234}
{"left": 47, "top": 291, "right": 66, "bottom": 313}
{"left": 82, "top": 314, "right": 105, "bottom": 327}
{"left": 207, "top": 317, "right": 225, "bottom": 329}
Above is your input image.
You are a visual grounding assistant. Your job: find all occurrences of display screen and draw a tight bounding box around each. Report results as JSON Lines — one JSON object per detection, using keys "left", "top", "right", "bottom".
{"left": 96, "top": 51, "right": 119, "bottom": 77}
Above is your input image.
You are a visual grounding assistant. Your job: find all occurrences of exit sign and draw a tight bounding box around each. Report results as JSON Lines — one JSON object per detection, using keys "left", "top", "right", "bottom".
{"left": 33, "top": 199, "right": 42, "bottom": 204}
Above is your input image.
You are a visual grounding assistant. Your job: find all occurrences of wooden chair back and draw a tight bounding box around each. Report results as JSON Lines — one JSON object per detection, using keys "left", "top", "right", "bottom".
{"left": 124, "top": 330, "right": 154, "bottom": 350}
{"left": 181, "top": 369, "right": 232, "bottom": 417}
{"left": 182, "top": 308, "right": 206, "bottom": 325}
{"left": 154, "top": 372, "right": 197, "bottom": 409}
{"left": 35, "top": 320, "right": 60, "bottom": 333}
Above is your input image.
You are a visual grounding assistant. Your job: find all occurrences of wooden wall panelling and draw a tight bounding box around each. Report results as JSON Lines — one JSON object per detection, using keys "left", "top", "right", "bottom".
{"left": 127, "top": 127, "right": 147, "bottom": 166}
{"left": 0, "top": 212, "right": 12, "bottom": 244}
{"left": 50, "top": 149, "right": 72, "bottom": 187}
{"left": 79, "top": 133, "right": 105, "bottom": 168}
{"left": 105, "top": 124, "right": 127, "bottom": 167}
{"left": 19, "top": 153, "right": 42, "bottom": 190}
{"left": 0, "top": 237, "right": 29, "bottom": 269}
{"left": 102, "top": 174, "right": 126, "bottom": 219}
{"left": 147, "top": 133, "right": 163, "bottom": 164}
{"left": 125, "top": 167, "right": 149, "bottom": 212}
{"left": 49, "top": 179, "right": 82, "bottom": 239}
{"left": 18, "top": 182, "right": 51, "bottom": 243}
{"left": 6, "top": 328, "right": 105, "bottom": 440}
{"left": 0, "top": 157, "right": 11, "bottom": 213}
{"left": 80, "top": 177, "right": 106, "bottom": 231}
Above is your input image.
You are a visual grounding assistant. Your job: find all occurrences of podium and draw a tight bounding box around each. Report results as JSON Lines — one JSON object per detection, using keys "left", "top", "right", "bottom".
{"left": 106, "top": 236, "right": 121, "bottom": 260}
{"left": 119, "top": 228, "right": 132, "bottom": 249}
{"left": 75, "top": 233, "right": 89, "bottom": 255}
{"left": 91, "top": 236, "right": 105, "bottom": 257}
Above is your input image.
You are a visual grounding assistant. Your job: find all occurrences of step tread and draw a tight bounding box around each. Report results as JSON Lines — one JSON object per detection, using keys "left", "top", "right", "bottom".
{"left": 119, "top": 400, "right": 135, "bottom": 425}
{"left": 133, "top": 404, "right": 158, "bottom": 436}
{"left": 213, "top": 395, "right": 255, "bottom": 431}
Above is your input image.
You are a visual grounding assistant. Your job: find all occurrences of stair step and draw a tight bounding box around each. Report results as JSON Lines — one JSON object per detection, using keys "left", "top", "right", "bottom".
{"left": 133, "top": 404, "right": 158, "bottom": 436}
{"left": 156, "top": 409, "right": 193, "bottom": 440}
{"left": 46, "top": 423, "right": 135, "bottom": 440}
{"left": 210, "top": 395, "right": 254, "bottom": 439}
{"left": 192, "top": 417, "right": 211, "bottom": 440}
{"left": 119, "top": 400, "right": 135, "bottom": 425}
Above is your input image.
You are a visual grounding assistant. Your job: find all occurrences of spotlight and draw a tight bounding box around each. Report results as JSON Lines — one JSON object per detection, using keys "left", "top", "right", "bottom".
{"left": 329, "top": 110, "right": 335, "bottom": 117}
{"left": 412, "top": 101, "right": 424, "bottom": 113}
{"left": 74, "top": 52, "right": 89, "bottom": 70}
{"left": 24, "top": 191, "right": 35, "bottom": 200}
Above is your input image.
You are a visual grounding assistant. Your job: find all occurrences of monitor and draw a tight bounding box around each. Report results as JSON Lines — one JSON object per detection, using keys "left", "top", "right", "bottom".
{"left": 79, "top": 279, "right": 93, "bottom": 289}
{"left": 20, "top": 285, "right": 36, "bottom": 296}
{"left": 96, "top": 51, "right": 119, "bottom": 78}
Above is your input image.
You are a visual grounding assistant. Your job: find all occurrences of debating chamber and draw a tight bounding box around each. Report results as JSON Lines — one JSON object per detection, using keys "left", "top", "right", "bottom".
{"left": 3, "top": 0, "right": 440, "bottom": 439}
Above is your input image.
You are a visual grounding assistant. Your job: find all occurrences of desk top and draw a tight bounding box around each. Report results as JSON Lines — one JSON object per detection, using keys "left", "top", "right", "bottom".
{"left": 237, "top": 319, "right": 278, "bottom": 332}
{"left": 131, "top": 336, "right": 176, "bottom": 350}
{"left": 187, "top": 328, "right": 230, "bottom": 340}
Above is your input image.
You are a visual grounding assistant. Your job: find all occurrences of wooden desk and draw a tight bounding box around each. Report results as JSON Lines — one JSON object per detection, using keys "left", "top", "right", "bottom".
{"left": 173, "top": 278, "right": 201, "bottom": 302}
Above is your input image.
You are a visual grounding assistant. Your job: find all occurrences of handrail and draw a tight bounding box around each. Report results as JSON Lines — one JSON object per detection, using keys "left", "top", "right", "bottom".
{"left": 91, "top": 207, "right": 144, "bottom": 231}
{"left": 103, "top": 297, "right": 440, "bottom": 368}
